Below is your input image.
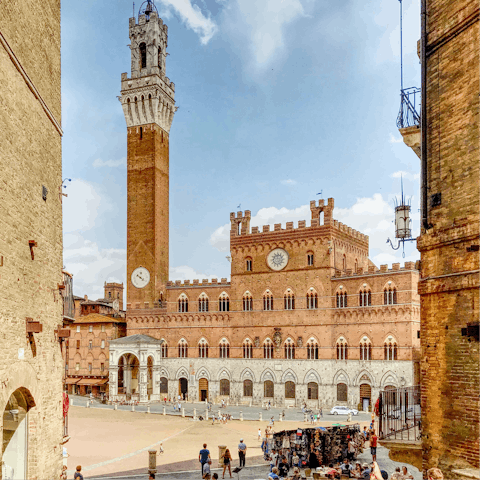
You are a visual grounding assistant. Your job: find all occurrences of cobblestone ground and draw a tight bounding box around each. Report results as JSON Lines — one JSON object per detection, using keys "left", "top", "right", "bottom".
{"left": 67, "top": 396, "right": 421, "bottom": 480}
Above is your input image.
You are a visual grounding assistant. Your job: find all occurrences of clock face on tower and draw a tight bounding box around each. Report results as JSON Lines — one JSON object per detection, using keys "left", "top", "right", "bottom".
{"left": 131, "top": 267, "right": 150, "bottom": 289}
{"left": 266, "top": 248, "right": 289, "bottom": 271}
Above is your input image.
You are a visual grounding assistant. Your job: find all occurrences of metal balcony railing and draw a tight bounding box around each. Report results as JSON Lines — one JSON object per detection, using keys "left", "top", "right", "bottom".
{"left": 378, "top": 385, "right": 421, "bottom": 441}
{"left": 396, "top": 87, "right": 421, "bottom": 129}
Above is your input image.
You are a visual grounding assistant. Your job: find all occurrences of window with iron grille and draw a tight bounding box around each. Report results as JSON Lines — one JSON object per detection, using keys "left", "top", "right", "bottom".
{"left": 264, "top": 380, "right": 274, "bottom": 398}
{"left": 246, "top": 259, "right": 252, "bottom": 271}
{"left": 220, "top": 379, "right": 230, "bottom": 396}
{"left": 285, "top": 381, "right": 296, "bottom": 399}
{"left": 160, "top": 377, "right": 168, "bottom": 393}
{"left": 243, "top": 379, "right": 253, "bottom": 397}
{"left": 337, "top": 383, "right": 347, "bottom": 402}
{"left": 307, "top": 254, "right": 314, "bottom": 266}
{"left": 308, "top": 382, "right": 318, "bottom": 400}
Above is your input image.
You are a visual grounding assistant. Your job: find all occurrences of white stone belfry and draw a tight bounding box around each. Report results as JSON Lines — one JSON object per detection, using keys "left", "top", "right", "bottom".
{"left": 120, "top": 10, "right": 176, "bottom": 132}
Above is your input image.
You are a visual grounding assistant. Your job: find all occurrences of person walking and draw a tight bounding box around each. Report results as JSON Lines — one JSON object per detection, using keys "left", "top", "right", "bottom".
{"left": 238, "top": 438, "right": 247, "bottom": 468}
{"left": 258, "top": 428, "right": 262, "bottom": 441}
{"left": 222, "top": 448, "right": 233, "bottom": 478}
{"left": 199, "top": 443, "right": 211, "bottom": 477}
{"left": 370, "top": 431, "right": 378, "bottom": 462}
{"left": 74, "top": 466, "right": 84, "bottom": 480}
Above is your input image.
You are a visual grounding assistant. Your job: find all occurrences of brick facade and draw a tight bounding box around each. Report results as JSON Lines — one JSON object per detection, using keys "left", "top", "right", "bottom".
{"left": 0, "top": 0, "right": 64, "bottom": 478}
{"left": 416, "top": 0, "right": 480, "bottom": 472}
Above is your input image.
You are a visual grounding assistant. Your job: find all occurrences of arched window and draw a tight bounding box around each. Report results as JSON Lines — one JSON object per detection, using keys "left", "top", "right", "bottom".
{"left": 284, "top": 290, "right": 295, "bottom": 310}
{"left": 218, "top": 292, "right": 230, "bottom": 312}
{"left": 264, "top": 380, "right": 274, "bottom": 398}
{"left": 308, "top": 382, "right": 318, "bottom": 400}
{"left": 178, "top": 339, "right": 188, "bottom": 358}
{"left": 306, "top": 290, "right": 318, "bottom": 309}
{"left": 285, "top": 381, "right": 296, "bottom": 399}
{"left": 178, "top": 294, "right": 188, "bottom": 313}
{"left": 198, "top": 339, "right": 209, "bottom": 358}
{"left": 220, "top": 379, "right": 230, "bottom": 396}
{"left": 158, "top": 47, "right": 162, "bottom": 69}
{"left": 384, "top": 337, "right": 398, "bottom": 360}
{"left": 307, "top": 252, "right": 314, "bottom": 266}
{"left": 359, "top": 337, "right": 372, "bottom": 361}
{"left": 264, "top": 338, "right": 274, "bottom": 359}
{"left": 243, "top": 379, "right": 253, "bottom": 397}
{"left": 160, "top": 340, "right": 168, "bottom": 358}
{"left": 219, "top": 338, "right": 230, "bottom": 359}
{"left": 336, "top": 289, "right": 348, "bottom": 308}
{"left": 336, "top": 337, "right": 348, "bottom": 360}
{"left": 160, "top": 377, "right": 168, "bottom": 393}
{"left": 139, "top": 42, "right": 147, "bottom": 69}
{"left": 198, "top": 293, "right": 209, "bottom": 312}
{"left": 384, "top": 286, "right": 397, "bottom": 305}
{"left": 284, "top": 338, "right": 295, "bottom": 359}
{"left": 359, "top": 289, "right": 372, "bottom": 307}
{"left": 307, "top": 338, "right": 319, "bottom": 359}
{"left": 243, "top": 339, "right": 253, "bottom": 359}
{"left": 245, "top": 258, "right": 252, "bottom": 272}
{"left": 263, "top": 290, "right": 273, "bottom": 311}
{"left": 337, "top": 383, "right": 348, "bottom": 402}
{"left": 243, "top": 291, "right": 253, "bottom": 311}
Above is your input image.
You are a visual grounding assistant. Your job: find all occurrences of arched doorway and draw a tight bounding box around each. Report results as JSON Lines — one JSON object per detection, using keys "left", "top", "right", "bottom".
{"left": 117, "top": 353, "right": 139, "bottom": 399}
{"left": 199, "top": 378, "right": 208, "bottom": 401}
{"left": 2, "top": 388, "right": 34, "bottom": 480}
{"left": 360, "top": 383, "right": 372, "bottom": 411}
{"left": 178, "top": 378, "right": 188, "bottom": 400}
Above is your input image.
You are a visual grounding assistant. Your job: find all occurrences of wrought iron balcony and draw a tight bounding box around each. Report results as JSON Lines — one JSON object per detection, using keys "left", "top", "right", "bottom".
{"left": 397, "top": 87, "right": 421, "bottom": 129}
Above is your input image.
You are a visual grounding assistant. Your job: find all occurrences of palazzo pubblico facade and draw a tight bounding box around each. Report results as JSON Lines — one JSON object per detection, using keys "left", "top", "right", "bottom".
{"left": 108, "top": 5, "right": 420, "bottom": 409}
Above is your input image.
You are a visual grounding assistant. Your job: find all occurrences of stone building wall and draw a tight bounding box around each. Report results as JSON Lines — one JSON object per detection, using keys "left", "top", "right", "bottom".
{"left": 418, "top": 0, "right": 480, "bottom": 472}
{"left": 0, "top": 0, "right": 64, "bottom": 478}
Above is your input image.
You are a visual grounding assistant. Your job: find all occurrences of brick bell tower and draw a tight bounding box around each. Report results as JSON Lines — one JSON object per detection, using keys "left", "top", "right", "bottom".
{"left": 120, "top": 0, "right": 176, "bottom": 309}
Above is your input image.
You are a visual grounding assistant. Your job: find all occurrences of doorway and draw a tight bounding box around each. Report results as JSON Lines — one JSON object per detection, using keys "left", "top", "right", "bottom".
{"left": 199, "top": 378, "right": 208, "bottom": 401}
{"left": 178, "top": 378, "right": 188, "bottom": 399}
{"left": 360, "top": 383, "right": 371, "bottom": 411}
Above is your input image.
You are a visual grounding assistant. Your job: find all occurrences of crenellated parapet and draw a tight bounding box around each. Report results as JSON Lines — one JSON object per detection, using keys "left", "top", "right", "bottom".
{"left": 120, "top": 12, "right": 176, "bottom": 132}
{"left": 166, "top": 278, "right": 231, "bottom": 288}
{"left": 331, "top": 261, "right": 420, "bottom": 279}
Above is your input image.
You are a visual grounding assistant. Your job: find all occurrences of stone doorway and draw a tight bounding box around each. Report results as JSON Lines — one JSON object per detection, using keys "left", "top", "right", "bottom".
{"left": 360, "top": 383, "right": 371, "bottom": 411}
{"left": 199, "top": 378, "right": 208, "bottom": 401}
{"left": 178, "top": 378, "right": 188, "bottom": 400}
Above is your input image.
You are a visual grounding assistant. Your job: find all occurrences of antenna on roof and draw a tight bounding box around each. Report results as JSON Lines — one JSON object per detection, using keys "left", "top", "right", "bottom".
{"left": 399, "top": 0, "right": 403, "bottom": 92}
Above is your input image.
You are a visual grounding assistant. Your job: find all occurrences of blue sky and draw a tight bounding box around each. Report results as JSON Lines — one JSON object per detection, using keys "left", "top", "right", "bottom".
{"left": 62, "top": 0, "right": 421, "bottom": 300}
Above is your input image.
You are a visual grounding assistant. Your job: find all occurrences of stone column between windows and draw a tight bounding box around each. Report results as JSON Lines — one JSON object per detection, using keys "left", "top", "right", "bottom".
{"left": 109, "top": 365, "right": 119, "bottom": 400}
{"left": 125, "top": 365, "right": 132, "bottom": 395}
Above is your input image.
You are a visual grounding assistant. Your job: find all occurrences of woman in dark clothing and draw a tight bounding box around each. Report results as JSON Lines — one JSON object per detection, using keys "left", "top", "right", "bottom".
{"left": 222, "top": 448, "right": 232, "bottom": 479}
{"left": 308, "top": 451, "right": 319, "bottom": 469}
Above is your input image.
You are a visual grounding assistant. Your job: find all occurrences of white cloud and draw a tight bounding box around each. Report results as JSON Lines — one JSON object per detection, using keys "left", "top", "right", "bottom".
{"left": 221, "top": 0, "right": 307, "bottom": 69}
{"left": 209, "top": 193, "right": 420, "bottom": 265}
{"left": 281, "top": 179, "right": 297, "bottom": 185}
{"left": 63, "top": 178, "right": 108, "bottom": 233}
{"left": 169, "top": 265, "right": 219, "bottom": 282}
{"left": 93, "top": 157, "right": 125, "bottom": 168}
{"left": 158, "top": 0, "right": 218, "bottom": 44}
{"left": 389, "top": 133, "right": 403, "bottom": 144}
{"left": 391, "top": 170, "right": 420, "bottom": 181}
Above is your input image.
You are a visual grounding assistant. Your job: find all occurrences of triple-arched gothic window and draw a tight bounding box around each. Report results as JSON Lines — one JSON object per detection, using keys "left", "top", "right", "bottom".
{"left": 306, "top": 290, "right": 318, "bottom": 309}
{"left": 284, "top": 338, "right": 295, "bottom": 359}
{"left": 160, "top": 340, "right": 168, "bottom": 358}
{"left": 284, "top": 290, "right": 295, "bottom": 310}
{"left": 336, "top": 337, "right": 348, "bottom": 360}
{"left": 384, "top": 337, "right": 398, "bottom": 360}
{"left": 198, "top": 338, "right": 209, "bottom": 358}
{"left": 219, "top": 292, "right": 230, "bottom": 312}
{"left": 384, "top": 286, "right": 397, "bottom": 305}
{"left": 263, "top": 291, "right": 273, "bottom": 311}
{"left": 178, "top": 294, "right": 188, "bottom": 313}
{"left": 198, "top": 293, "right": 209, "bottom": 312}
{"left": 243, "top": 291, "right": 253, "bottom": 311}
{"left": 336, "top": 290, "right": 348, "bottom": 308}
{"left": 359, "top": 289, "right": 372, "bottom": 307}
{"left": 359, "top": 337, "right": 372, "bottom": 360}
{"left": 264, "top": 338, "right": 274, "bottom": 359}
{"left": 178, "top": 339, "right": 188, "bottom": 358}
{"left": 307, "top": 338, "right": 319, "bottom": 359}
{"left": 243, "top": 338, "right": 253, "bottom": 359}
{"left": 219, "top": 338, "right": 230, "bottom": 358}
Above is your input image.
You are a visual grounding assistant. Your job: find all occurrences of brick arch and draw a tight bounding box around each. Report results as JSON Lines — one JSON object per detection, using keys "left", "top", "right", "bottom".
{"left": 0, "top": 361, "right": 39, "bottom": 415}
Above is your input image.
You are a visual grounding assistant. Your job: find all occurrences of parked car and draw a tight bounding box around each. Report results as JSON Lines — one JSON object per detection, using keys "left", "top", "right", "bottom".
{"left": 330, "top": 406, "right": 358, "bottom": 415}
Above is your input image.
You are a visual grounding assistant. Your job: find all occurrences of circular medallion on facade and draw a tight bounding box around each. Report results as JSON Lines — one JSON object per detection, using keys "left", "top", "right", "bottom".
{"left": 266, "top": 248, "right": 289, "bottom": 271}
{"left": 131, "top": 266, "right": 150, "bottom": 289}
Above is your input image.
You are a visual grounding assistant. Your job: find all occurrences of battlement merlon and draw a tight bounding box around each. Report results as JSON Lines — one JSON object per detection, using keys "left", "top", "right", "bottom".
{"left": 230, "top": 210, "right": 251, "bottom": 236}
{"left": 310, "top": 197, "right": 334, "bottom": 224}
{"left": 331, "top": 261, "right": 420, "bottom": 279}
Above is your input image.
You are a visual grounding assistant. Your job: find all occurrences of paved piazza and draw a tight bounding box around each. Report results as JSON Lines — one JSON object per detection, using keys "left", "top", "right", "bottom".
{"left": 66, "top": 397, "right": 421, "bottom": 479}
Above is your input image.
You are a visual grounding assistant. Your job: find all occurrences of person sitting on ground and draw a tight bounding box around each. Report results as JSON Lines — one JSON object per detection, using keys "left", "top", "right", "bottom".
{"left": 222, "top": 448, "right": 232, "bottom": 479}
{"left": 340, "top": 458, "right": 353, "bottom": 477}
{"left": 402, "top": 466, "right": 414, "bottom": 480}
{"left": 351, "top": 462, "right": 362, "bottom": 478}
{"left": 289, "top": 467, "right": 301, "bottom": 480}
{"left": 390, "top": 467, "right": 402, "bottom": 480}
{"left": 361, "top": 463, "right": 371, "bottom": 479}
{"left": 203, "top": 459, "right": 212, "bottom": 479}
{"left": 369, "top": 461, "right": 384, "bottom": 480}
{"left": 325, "top": 463, "right": 341, "bottom": 479}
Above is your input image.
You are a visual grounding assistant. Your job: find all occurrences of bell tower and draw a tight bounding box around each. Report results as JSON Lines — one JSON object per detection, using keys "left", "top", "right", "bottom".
{"left": 120, "top": 0, "right": 176, "bottom": 309}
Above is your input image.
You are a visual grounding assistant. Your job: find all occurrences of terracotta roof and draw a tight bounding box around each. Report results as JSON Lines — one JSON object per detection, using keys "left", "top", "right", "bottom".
{"left": 73, "top": 295, "right": 84, "bottom": 300}
{"left": 73, "top": 313, "right": 125, "bottom": 324}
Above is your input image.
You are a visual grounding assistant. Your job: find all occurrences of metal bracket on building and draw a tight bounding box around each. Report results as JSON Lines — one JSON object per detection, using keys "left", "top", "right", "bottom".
{"left": 26, "top": 317, "right": 42, "bottom": 336}
{"left": 386, "top": 237, "right": 416, "bottom": 258}
{"left": 28, "top": 240, "right": 37, "bottom": 260}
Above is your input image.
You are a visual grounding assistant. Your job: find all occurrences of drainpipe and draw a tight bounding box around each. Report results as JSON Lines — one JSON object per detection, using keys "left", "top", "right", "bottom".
{"left": 421, "top": 0, "right": 430, "bottom": 230}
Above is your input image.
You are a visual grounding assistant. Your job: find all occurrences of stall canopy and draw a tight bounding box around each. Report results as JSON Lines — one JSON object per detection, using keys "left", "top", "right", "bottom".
{"left": 65, "top": 378, "right": 80, "bottom": 385}
{"left": 77, "top": 378, "right": 101, "bottom": 386}
{"left": 94, "top": 379, "right": 108, "bottom": 386}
